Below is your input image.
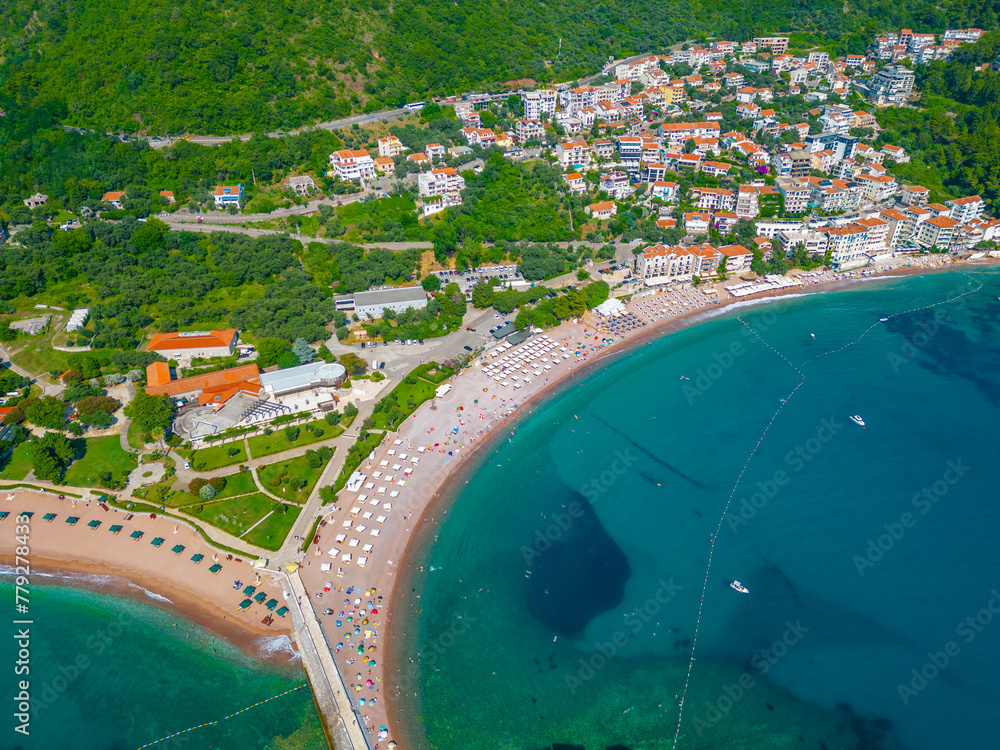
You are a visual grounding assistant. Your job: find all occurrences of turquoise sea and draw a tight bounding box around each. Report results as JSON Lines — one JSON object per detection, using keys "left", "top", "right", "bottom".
{"left": 0, "top": 573, "right": 328, "bottom": 750}
{"left": 390, "top": 270, "right": 1000, "bottom": 750}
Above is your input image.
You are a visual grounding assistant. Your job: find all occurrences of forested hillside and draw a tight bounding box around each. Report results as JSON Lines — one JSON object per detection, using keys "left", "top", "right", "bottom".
{"left": 3, "top": 0, "right": 997, "bottom": 135}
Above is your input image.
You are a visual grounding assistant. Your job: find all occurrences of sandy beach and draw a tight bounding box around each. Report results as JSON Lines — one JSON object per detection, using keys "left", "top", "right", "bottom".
{"left": 298, "top": 253, "right": 978, "bottom": 749}
{"left": 0, "top": 489, "right": 295, "bottom": 659}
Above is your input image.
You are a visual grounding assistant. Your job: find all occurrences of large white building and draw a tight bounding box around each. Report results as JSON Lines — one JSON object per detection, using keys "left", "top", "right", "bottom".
{"left": 418, "top": 167, "right": 465, "bottom": 199}
{"left": 329, "top": 149, "right": 376, "bottom": 181}
{"left": 522, "top": 90, "right": 557, "bottom": 120}
{"left": 337, "top": 287, "right": 429, "bottom": 319}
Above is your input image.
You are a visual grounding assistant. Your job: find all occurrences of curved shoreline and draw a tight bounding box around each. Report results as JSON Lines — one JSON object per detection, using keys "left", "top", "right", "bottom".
{"left": 381, "top": 258, "right": 989, "bottom": 749}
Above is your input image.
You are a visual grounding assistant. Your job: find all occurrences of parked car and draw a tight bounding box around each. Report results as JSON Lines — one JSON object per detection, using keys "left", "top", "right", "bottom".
{"left": 463, "top": 345, "right": 473, "bottom": 352}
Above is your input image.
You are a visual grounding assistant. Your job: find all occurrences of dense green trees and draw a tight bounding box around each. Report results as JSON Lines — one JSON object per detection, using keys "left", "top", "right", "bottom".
{"left": 30, "top": 432, "right": 76, "bottom": 481}
{"left": 124, "top": 390, "right": 176, "bottom": 437}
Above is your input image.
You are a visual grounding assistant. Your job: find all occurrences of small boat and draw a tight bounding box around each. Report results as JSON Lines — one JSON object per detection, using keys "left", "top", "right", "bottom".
{"left": 879, "top": 317, "right": 889, "bottom": 322}
{"left": 810, "top": 333, "right": 815, "bottom": 338}
{"left": 679, "top": 375, "right": 689, "bottom": 381}
{"left": 730, "top": 580, "right": 750, "bottom": 594}
{"left": 849, "top": 415, "right": 865, "bottom": 428}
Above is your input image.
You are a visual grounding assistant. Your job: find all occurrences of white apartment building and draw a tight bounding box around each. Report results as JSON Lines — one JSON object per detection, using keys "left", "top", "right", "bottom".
{"left": 522, "top": 90, "right": 557, "bottom": 120}
{"left": 377, "top": 136, "right": 403, "bottom": 158}
{"left": 947, "top": 195, "right": 985, "bottom": 224}
{"left": 418, "top": 167, "right": 465, "bottom": 199}
{"left": 820, "top": 224, "right": 870, "bottom": 268}
{"left": 329, "top": 149, "right": 376, "bottom": 181}
{"left": 556, "top": 140, "right": 591, "bottom": 167}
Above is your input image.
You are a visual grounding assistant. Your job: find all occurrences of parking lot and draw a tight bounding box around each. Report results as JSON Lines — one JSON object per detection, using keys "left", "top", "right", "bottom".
{"left": 432, "top": 264, "right": 528, "bottom": 300}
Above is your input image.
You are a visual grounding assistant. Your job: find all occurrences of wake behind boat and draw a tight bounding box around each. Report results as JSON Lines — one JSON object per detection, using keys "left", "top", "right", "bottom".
{"left": 850, "top": 415, "right": 865, "bottom": 428}
{"left": 730, "top": 580, "right": 749, "bottom": 594}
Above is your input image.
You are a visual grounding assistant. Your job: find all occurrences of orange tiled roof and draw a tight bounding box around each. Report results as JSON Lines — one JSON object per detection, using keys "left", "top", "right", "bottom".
{"left": 146, "top": 361, "right": 172, "bottom": 387}
{"left": 146, "top": 330, "right": 238, "bottom": 353}
{"left": 145, "top": 364, "right": 261, "bottom": 398}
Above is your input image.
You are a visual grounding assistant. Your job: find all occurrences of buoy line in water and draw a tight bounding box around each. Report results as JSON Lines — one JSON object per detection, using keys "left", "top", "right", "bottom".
{"left": 136, "top": 683, "right": 308, "bottom": 749}
{"left": 801, "top": 273, "right": 984, "bottom": 366}
{"left": 671, "top": 317, "right": 806, "bottom": 749}
{"left": 673, "top": 274, "right": 985, "bottom": 747}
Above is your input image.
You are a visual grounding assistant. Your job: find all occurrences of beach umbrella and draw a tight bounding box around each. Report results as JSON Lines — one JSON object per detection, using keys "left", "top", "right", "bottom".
{"left": 358, "top": 698, "right": 366, "bottom": 706}
{"left": 336, "top": 643, "right": 343, "bottom": 649}
{"left": 371, "top": 608, "right": 378, "bottom": 614}
{"left": 358, "top": 644, "right": 364, "bottom": 654}
{"left": 366, "top": 680, "right": 374, "bottom": 687}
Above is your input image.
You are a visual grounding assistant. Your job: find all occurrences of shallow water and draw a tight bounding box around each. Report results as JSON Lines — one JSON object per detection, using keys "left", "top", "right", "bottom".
{"left": 0, "top": 572, "right": 327, "bottom": 749}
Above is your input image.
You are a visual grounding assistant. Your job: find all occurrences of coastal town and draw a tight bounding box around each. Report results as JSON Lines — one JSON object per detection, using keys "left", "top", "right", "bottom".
{"left": 1, "top": 16, "right": 999, "bottom": 750}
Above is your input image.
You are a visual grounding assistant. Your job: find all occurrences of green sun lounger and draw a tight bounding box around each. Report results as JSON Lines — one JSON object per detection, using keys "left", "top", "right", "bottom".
{"left": 20, "top": 512, "right": 33, "bottom": 519}
{"left": 253, "top": 592, "right": 267, "bottom": 603}
{"left": 0, "top": 512, "right": 9, "bottom": 521}
{"left": 171, "top": 544, "right": 185, "bottom": 554}
{"left": 190, "top": 553, "right": 204, "bottom": 563}
{"left": 239, "top": 598, "right": 252, "bottom": 610}
{"left": 243, "top": 585, "right": 256, "bottom": 596}
{"left": 275, "top": 606, "right": 288, "bottom": 617}
{"left": 209, "top": 564, "right": 222, "bottom": 574}
{"left": 109, "top": 524, "right": 123, "bottom": 534}
{"left": 43, "top": 513, "right": 57, "bottom": 522}
{"left": 130, "top": 530, "right": 144, "bottom": 540}
{"left": 265, "top": 599, "right": 278, "bottom": 610}
{"left": 87, "top": 520, "right": 101, "bottom": 529}
{"left": 151, "top": 537, "right": 164, "bottom": 547}
{"left": 65, "top": 516, "right": 79, "bottom": 525}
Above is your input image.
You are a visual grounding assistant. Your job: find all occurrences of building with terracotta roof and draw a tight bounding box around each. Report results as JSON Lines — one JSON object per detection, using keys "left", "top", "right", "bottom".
{"left": 947, "top": 195, "right": 985, "bottom": 224}
{"left": 146, "top": 361, "right": 173, "bottom": 388}
{"left": 717, "top": 244, "right": 753, "bottom": 272}
{"left": 144, "top": 363, "right": 261, "bottom": 400}
{"left": 213, "top": 185, "right": 245, "bottom": 209}
{"left": 585, "top": 201, "right": 617, "bottom": 220}
{"left": 329, "top": 149, "right": 376, "bottom": 181}
{"left": 145, "top": 330, "right": 239, "bottom": 361}
{"left": 102, "top": 191, "right": 126, "bottom": 209}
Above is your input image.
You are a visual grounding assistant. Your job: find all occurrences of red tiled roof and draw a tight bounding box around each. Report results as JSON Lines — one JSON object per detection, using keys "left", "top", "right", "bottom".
{"left": 145, "top": 364, "right": 261, "bottom": 398}
{"left": 146, "top": 330, "right": 238, "bottom": 353}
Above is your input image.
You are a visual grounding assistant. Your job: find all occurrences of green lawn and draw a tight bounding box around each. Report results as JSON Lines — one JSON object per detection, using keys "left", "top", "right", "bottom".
{"left": 243, "top": 503, "right": 301, "bottom": 551}
{"left": 187, "top": 494, "right": 277, "bottom": 539}
{"left": 127, "top": 421, "right": 146, "bottom": 450}
{"left": 64, "top": 436, "right": 135, "bottom": 488}
{"left": 214, "top": 469, "right": 259, "bottom": 499}
{"left": 0, "top": 443, "right": 34, "bottom": 481}
{"left": 247, "top": 419, "right": 342, "bottom": 459}
{"left": 411, "top": 362, "right": 454, "bottom": 384}
{"left": 189, "top": 441, "right": 248, "bottom": 471}
{"left": 257, "top": 455, "right": 324, "bottom": 504}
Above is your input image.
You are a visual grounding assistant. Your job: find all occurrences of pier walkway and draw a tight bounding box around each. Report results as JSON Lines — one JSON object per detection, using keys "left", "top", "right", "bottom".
{"left": 276, "top": 569, "right": 372, "bottom": 750}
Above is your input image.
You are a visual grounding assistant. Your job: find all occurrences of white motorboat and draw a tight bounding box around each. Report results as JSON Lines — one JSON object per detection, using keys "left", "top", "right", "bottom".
{"left": 879, "top": 317, "right": 889, "bottom": 322}
{"left": 730, "top": 580, "right": 750, "bottom": 594}
{"left": 850, "top": 415, "right": 865, "bottom": 427}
